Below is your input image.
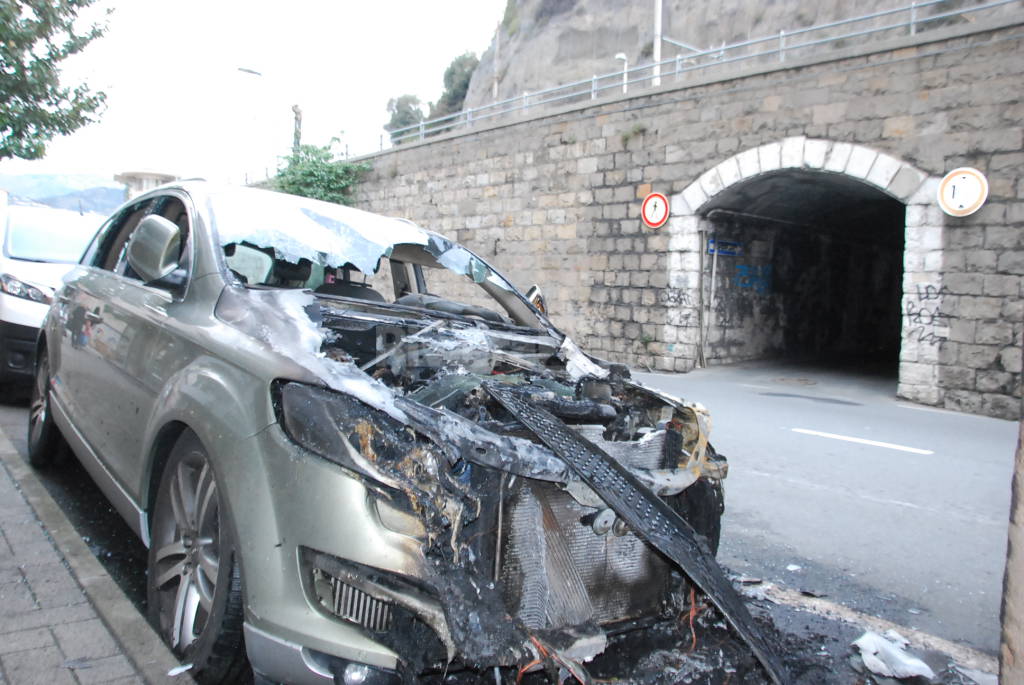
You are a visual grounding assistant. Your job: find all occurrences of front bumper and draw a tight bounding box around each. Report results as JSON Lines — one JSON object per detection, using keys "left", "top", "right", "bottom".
{"left": 245, "top": 624, "right": 334, "bottom": 685}
{"left": 245, "top": 624, "right": 402, "bottom": 685}
{"left": 0, "top": 319, "right": 39, "bottom": 382}
{"left": 222, "top": 424, "right": 429, "bottom": 685}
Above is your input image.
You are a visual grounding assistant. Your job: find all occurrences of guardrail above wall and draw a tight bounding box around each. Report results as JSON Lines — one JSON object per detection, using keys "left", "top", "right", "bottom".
{"left": 379, "top": 0, "right": 1018, "bottom": 150}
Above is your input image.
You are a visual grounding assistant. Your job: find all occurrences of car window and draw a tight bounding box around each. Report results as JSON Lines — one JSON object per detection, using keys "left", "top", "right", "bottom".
{"left": 80, "top": 213, "right": 118, "bottom": 266}
{"left": 89, "top": 200, "right": 151, "bottom": 271}
{"left": 112, "top": 196, "right": 191, "bottom": 279}
{"left": 224, "top": 243, "right": 274, "bottom": 285}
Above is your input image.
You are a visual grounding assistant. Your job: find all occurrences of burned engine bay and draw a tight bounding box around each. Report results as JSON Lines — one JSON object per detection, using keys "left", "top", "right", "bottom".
{"left": 210, "top": 196, "right": 784, "bottom": 682}
{"left": 270, "top": 290, "right": 788, "bottom": 684}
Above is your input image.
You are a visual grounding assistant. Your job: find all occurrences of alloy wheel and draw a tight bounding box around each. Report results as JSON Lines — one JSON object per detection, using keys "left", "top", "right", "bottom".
{"left": 151, "top": 454, "right": 222, "bottom": 648}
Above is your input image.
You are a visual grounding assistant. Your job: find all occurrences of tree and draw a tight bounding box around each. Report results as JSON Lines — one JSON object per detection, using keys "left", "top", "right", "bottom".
{"left": 384, "top": 94, "right": 424, "bottom": 144}
{"left": 428, "top": 52, "right": 479, "bottom": 121}
{"left": 272, "top": 141, "right": 370, "bottom": 206}
{"left": 0, "top": 0, "right": 107, "bottom": 160}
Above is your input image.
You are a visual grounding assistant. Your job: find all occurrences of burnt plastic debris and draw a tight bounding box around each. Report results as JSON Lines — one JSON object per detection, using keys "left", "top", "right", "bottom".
{"left": 484, "top": 382, "right": 788, "bottom": 685}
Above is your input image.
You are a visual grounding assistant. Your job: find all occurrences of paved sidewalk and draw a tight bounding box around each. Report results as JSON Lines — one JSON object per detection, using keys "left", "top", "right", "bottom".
{"left": 0, "top": 427, "right": 189, "bottom": 685}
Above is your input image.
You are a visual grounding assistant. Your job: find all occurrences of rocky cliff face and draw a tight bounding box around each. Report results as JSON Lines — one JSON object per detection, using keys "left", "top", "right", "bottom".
{"left": 464, "top": 0, "right": 649, "bottom": 108}
{"left": 463, "top": 0, "right": 1001, "bottom": 111}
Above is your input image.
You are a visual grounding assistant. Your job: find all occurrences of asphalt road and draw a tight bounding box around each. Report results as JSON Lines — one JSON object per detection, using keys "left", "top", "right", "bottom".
{"left": 1, "top": 357, "right": 1014, "bottom": 672}
{"left": 635, "top": 360, "right": 1018, "bottom": 655}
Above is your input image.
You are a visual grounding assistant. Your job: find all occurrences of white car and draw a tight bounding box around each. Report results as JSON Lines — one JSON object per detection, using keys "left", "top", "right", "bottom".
{"left": 0, "top": 194, "right": 103, "bottom": 384}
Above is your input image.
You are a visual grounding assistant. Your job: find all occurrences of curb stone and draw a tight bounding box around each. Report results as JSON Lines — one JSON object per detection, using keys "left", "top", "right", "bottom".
{"left": 0, "top": 428, "right": 194, "bottom": 685}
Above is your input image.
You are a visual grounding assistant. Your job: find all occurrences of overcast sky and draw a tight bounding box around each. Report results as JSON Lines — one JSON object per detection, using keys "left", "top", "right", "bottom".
{"left": 1, "top": 0, "right": 505, "bottom": 185}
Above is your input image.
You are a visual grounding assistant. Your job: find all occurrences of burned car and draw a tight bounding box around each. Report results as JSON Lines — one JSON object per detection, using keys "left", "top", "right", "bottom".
{"left": 31, "top": 182, "right": 784, "bottom": 684}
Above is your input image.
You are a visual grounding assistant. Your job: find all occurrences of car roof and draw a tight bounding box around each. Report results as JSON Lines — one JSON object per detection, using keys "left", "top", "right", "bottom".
{"left": 131, "top": 179, "right": 444, "bottom": 242}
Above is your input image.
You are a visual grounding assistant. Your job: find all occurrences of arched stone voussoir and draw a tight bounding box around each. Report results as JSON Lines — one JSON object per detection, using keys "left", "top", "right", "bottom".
{"left": 675, "top": 138, "right": 931, "bottom": 214}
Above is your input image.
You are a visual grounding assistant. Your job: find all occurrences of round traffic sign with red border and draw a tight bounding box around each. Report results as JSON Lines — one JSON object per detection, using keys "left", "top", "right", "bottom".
{"left": 641, "top": 192, "right": 670, "bottom": 229}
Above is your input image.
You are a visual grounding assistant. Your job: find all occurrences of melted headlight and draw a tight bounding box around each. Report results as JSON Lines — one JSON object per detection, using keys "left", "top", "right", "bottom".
{"left": 275, "top": 381, "right": 418, "bottom": 486}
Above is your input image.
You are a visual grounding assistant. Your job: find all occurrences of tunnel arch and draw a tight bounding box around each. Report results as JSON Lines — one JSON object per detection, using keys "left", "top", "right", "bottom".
{"left": 665, "top": 137, "right": 944, "bottom": 405}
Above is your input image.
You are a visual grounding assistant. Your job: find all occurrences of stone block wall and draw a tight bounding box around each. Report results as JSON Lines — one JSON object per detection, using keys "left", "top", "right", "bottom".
{"left": 353, "top": 17, "right": 1023, "bottom": 419}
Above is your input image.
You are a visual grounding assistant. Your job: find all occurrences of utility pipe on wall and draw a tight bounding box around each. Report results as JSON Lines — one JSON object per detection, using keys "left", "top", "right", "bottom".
{"left": 706, "top": 230, "right": 720, "bottom": 359}
{"left": 696, "top": 227, "right": 707, "bottom": 368}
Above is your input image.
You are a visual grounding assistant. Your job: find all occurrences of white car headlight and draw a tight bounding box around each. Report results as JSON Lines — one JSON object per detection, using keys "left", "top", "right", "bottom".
{"left": 0, "top": 273, "right": 53, "bottom": 305}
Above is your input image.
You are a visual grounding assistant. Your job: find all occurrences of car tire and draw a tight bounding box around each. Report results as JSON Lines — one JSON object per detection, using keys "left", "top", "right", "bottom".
{"left": 147, "top": 430, "right": 249, "bottom": 684}
{"left": 27, "top": 350, "right": 66, "bottom": 469}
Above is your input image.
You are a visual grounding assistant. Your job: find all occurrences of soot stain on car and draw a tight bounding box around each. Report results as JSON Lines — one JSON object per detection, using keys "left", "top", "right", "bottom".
{"left": 248, "top": 232, "right": 786, "bottom": 682}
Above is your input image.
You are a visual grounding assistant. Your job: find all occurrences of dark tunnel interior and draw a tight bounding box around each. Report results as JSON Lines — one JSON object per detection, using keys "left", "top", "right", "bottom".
{"left": 698, "top": 169, "right": 906, "bottom": 373}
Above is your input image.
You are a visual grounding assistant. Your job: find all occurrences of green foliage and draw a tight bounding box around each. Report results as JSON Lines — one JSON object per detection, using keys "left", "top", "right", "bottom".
{"left": 272, "top": 141, "right": 370, "bottom": 206}
{"left": 385, "top": 54, "right": 478, "bottom": 144}
{"left": 384, "top": 94, "right": 424, "bottom": 144}
{"left": 428, "top": 52, "right": 479, "bottom": 122}
{"left": 0, "top": 0, "right": 107, "bottom": 160}
{"left": 621, "top": 123, "right": 648, "bottom": 147}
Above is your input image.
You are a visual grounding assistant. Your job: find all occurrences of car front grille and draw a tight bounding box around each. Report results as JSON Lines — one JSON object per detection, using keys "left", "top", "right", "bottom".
{"left": 312, "top": 567, "right": 393, "bottom": 634}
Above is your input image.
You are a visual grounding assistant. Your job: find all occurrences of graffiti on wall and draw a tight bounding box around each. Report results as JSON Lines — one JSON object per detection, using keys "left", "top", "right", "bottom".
{"left": 734, "top": 264, "right": 773, "bottom": 294}
{"left": 904, "top": 283, "right": 952, "bottom": 346}
{"left": 659, "top": 288, "right": 695, "bottom": 307}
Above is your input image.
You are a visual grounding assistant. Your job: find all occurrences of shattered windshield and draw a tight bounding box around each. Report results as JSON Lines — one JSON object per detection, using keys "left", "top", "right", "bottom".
{"left": 209, "top": 188, "right": 426, "bottom": 274}
{"left": 208, "top": 187, "right": 539, "bottom": 328}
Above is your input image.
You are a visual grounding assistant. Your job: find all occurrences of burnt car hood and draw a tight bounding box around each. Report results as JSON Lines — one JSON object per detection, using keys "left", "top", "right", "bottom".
{"left": 219, "top": 284, "right": 785, "bottom": 683}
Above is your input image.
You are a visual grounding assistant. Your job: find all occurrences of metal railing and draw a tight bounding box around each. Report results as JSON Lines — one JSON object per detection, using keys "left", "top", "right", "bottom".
{"left": 380, "top": 0, "right": 1018, "bottom": 149}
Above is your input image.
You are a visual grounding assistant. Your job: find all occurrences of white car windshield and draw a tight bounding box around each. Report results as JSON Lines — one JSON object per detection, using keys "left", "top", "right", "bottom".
{"left": 5, "top": 205, "right": 101, "bottom": 263}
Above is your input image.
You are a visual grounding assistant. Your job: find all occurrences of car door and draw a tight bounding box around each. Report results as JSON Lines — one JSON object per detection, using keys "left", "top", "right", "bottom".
{"left": 54, "top": 200, "right": 151, "bottom": 446}
{"left": 57, "top": 193, "right": 194, "bottom": 499}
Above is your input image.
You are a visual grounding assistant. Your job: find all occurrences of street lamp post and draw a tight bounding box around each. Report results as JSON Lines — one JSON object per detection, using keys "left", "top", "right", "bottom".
{"left": 291, "top": 104, "right": 302, "bottom": 154}
{"left": 615, "top": 53, "right": 628, "bottom": 94}
{"left": 237, "top": 66, "right": 302, "bottom": 169}
{"left": 653, "top": 0, "right": 662, "bottom": 86}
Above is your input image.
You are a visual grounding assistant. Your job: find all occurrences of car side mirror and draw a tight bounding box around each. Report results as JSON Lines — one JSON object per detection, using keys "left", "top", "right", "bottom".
{"left": 127, "top": 215, "right": 183, "bottom": 285}
{"left": 526, "top": 284, "right": 547, "bottom": 314}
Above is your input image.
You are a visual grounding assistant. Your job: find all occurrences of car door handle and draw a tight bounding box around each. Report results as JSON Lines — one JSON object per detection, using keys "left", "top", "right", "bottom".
{"left": 85, "top": 311, "right": 103, "bottom": 323}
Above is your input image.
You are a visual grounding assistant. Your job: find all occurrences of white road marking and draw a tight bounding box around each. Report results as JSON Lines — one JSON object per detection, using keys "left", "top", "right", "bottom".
{"left": 762, "top": 582, "right": 998, "bottom": 675}
{"left": 791, "top": 428, "right": 934, "bottom": 455}
{"left": 895, "top": 402, "right": 957, "bottom": 415}
{"left": 738, "top": 383, "right": 776, "bottom": 390}
{"left": 742, "top": 468, "right": 1003, "bottom": 527}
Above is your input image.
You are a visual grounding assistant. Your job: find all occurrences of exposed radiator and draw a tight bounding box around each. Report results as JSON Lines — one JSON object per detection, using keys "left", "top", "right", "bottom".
{"left": 499, "top": 428, "right": 672, "bottom": 630}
